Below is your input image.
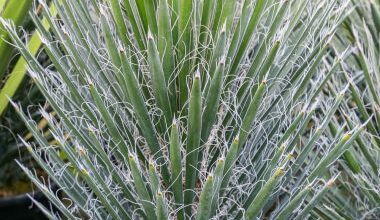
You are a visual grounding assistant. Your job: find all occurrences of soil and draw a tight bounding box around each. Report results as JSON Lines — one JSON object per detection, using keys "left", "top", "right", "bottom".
{"left": 0, "top": 181, "right": 32, "bottom": 197}
{"left": 0, "top": 168, "right": 48, "bottom": 198}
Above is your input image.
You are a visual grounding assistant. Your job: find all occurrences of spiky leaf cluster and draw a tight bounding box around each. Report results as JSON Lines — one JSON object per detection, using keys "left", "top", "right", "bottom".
{"left": 323, "top": 0, "right": 380, "bottom": 218}
{"left": 1, "top": 0, "right": 367, "bottom": 219}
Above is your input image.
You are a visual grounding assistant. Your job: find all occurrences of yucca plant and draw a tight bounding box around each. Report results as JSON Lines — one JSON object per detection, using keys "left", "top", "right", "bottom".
{"left": 0, "top": 0, "right": 47, "bottom": 196}
{"left": 1, "top": 0, "right": 367, "bottom": 219}
{"left": 322, "top": 0, "right": 380, "bottom": 218}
